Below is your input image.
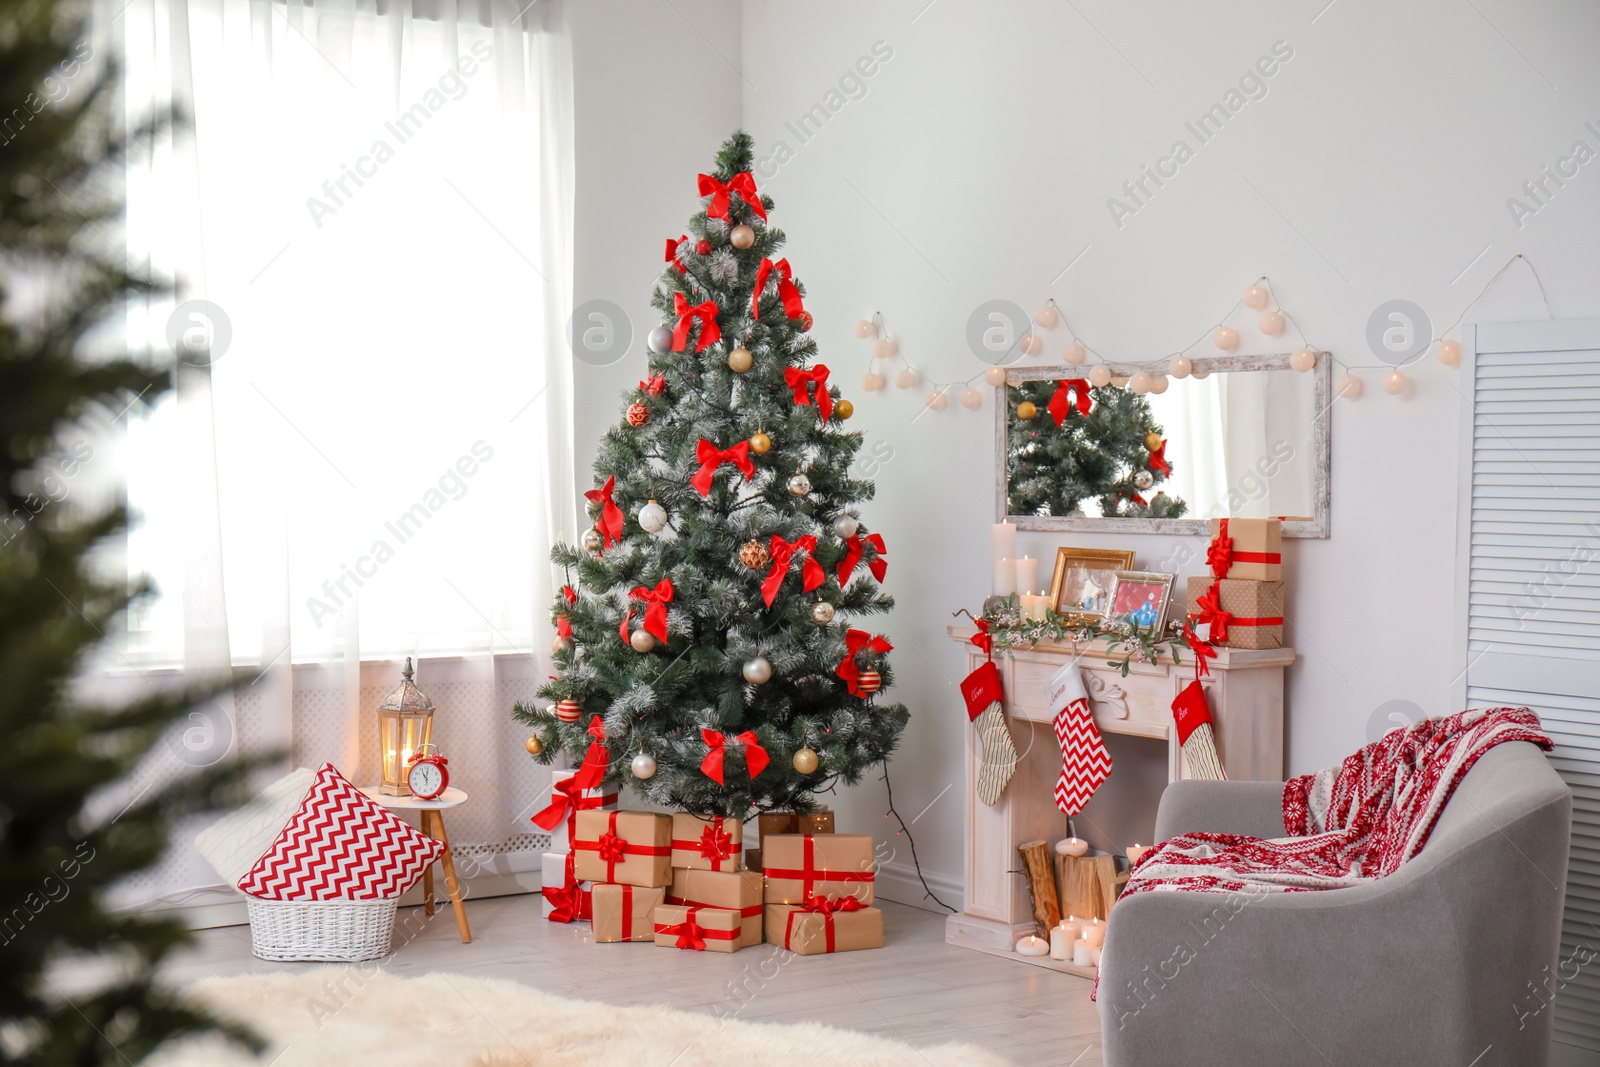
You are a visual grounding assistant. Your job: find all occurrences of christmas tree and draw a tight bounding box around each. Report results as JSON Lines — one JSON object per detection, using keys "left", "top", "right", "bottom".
{"left": 1, "top": 1, "right": 260, "bottom": 1062}
{"left": 515, "top": 132, "right": 908, "bottom": 819}
{"left": 1005, "top": 379, "right": 1186, "bottom": 519}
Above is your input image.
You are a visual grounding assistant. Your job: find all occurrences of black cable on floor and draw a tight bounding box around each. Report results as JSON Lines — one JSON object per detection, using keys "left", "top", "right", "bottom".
{"left": 880, "top": 760, "right": 956, "bottom": 914}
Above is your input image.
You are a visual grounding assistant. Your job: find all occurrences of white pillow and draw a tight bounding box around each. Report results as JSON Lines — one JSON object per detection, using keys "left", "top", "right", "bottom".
{"left": 194, "top": 768, "right": 316, "bottom": 887}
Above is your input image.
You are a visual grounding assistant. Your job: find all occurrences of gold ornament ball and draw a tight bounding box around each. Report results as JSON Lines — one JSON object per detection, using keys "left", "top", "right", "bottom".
{"left": 555, "top": 698, "right": 582, "bottom": 723}
{"left": 810, "top": 601, "right": 835, "bottom": 624}
{"left": 793, "top": 746, "right": 819, "bottom": 774}
{"left": 739, "top": 539, "right": 770, "bottom": 569}
{"left": 630, "top": 628, "right": 657, "bottom": 653}
{"left": 1144, "top": 431, "right": 1163, "bottom": 452}
{"left": 728, "top": 346, "right": 753, "bottom": 373}
{"left": 580, "top": 528, "right": 604, "bottom": 553}
{"left": 856, "top": 669, "right": 882, "bottom": 696}
{"left": 835, "top": 399, "right": 854, "bottom": 420}
{"left": 730, "top": 224, "right": 755, "bottom": 249}
{"left": 552, "top": 633, "right": 572, "bottom": 654}
{"left": 749, "top": 431, "right": 772, "bottom": 455}
{"left": 525, "top": 733, "right": 543, "bottom": 755}
{"left": 1016, "top": 401, "right": 1038, "bottom": 421}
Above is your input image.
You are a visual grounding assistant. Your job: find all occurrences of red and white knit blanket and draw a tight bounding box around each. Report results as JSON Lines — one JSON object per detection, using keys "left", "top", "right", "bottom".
{"left": 1125, "top": 707, "right": 1552, "bottom": 896}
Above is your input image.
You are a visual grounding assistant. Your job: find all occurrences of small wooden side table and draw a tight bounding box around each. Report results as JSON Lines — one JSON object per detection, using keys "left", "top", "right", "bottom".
{"left": 361, "top": 786, "right": 471, "bottom": 943}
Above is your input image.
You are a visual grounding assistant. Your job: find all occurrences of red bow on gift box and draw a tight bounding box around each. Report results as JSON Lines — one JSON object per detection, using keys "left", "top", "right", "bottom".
{"left": 530, "top": 716, "right": 611, "bottom": 830}
{"left": 836, "top": 629, "right": 892, "bottom": 696}
{"left": 1206, "top": 518, "right": 1278, "bottom": 578}
{"left": 1048, "top": 379, "right": 1093, "bottom": 425}
{"left": 762, "top": 534, "right": 824, "bottom": 606}
{"left": 783, "top": 364, "right": 833, "bottom": 422}
{"left": 597, "top": 830, "right": 625, "bottom": 863}
{"left": 640, "top": 375, "right": 666, "bottom": 397}
{"left": 698, "top": 821, "right": 734, "bottom": 863}
{"left": 784, "top": 894, "right": 866, "bottom": 953}
{"left": 753, "top": 257, "right": 804, "bottom": 319}
{"left": 1194, "top": 580, "right": 1233, "bottom": 645}
{"left": 668, "top": 912, "right": 705, "bottom": 951}
{"left": 836, "top": 532, "right": 887, "bottom": 586}
{"left": 697, "top": 171, "right": 767, "bottom": 222}
{"left": 671, "top": 292, "right": 721, "bottom": 353}
{"left": 664, "top": 235, "right": 686, "bottom": 274}
{"left": 691, "top": 439, "right": 754, "bottom": 497}
{"left": 700, "top": 728, "right": 769, "bottom": 784}
{"left": 583, "top": 476, "right": 624, "bottom": 551}
{"left": 619, "top": 578, "right": 674, "bottom": 645}
{"left": 1148, "top": 438, "right": 1170, "bottom": 475}
{"left": 540, "top": 851, "right": 590, "bottom": 923}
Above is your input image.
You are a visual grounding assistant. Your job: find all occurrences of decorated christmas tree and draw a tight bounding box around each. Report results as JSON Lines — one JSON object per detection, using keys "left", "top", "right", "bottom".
{"left": 515, "top": 132, "right": 908, "bottom": 819}
{"left": 1005, "top": 380, "right": 1186, "bottom": 519}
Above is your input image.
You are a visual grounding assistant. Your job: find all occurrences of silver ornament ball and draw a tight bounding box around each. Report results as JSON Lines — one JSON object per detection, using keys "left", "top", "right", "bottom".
{"left": 647, "top": 325, "right": 673, "bottom": 354}
{"left": 833, "top": 514, "right": 859, "bottom": 538}
{"left": 743, "top": 656, "right": 773, "bottom": 684}
{"left": 1134, "top": 469, "right": 1154, "bottom": 490}
{"left": 631, "top": 752, "right": 657, "bottom": 779}
{"left": 810, "top": 601, "right": 835, "bottom": 624}
{"left": 787, "top": 473, "right": 811, "bottom": 497}
{"left": 580, "top": 528, "right": 604, "bottom": 553}
{"left": 638, "top": 500, "right": 668, "bottom": 534}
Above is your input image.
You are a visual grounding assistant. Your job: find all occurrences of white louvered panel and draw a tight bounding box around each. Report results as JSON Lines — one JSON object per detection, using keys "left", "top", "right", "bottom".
{"left": 1458, "top": 322, "right": 1600, "bottom": 1053}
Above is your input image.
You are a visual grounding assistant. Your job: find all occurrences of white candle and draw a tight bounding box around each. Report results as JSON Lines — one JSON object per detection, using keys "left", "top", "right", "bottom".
{"left": 991, "top": 522, "right": 1016, "bottom": 563}
{"left": 1058, "top": 915, "right": 1081, "bottom": 942}
{"left": 1127, "top": 844, "right": 1150, "bottom": 866}
{"left": 1015, "top": 556, "right": 1038, "bottom": 598}
{"left": 993, "top": 558, "right": 1016, "bottom": 596}
{"left": 1015, "top": 935, "right": 1049, "bottom": 957}
{"left": 1082, "top": 919, "right": 1106, "bottom": 948}
{"left": 1055, "top": 837, "right": 1088, "bottom": 857}
{"left": 1049, "top": 923, "right": 1073, "bottom": 960}
{"left": 1072, "top": 938, "right": 1091, "bottom": 967}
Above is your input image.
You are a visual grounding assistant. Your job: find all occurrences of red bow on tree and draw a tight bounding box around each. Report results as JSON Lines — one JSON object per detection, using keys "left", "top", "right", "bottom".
{"left": 762, "top": 534, "right": 824, "bottom": 606}
{"left": 1048, "top": 379, "right": 1093, "bottom": 426}
{"left": 556, "top": 614, "right": 571, "bottom": 641}
{"left": 691, "top": 439, "right": 754, "bottom": 497}
{"left": 784, "top": 364, "right": 833, "bottom": 422}
{"left": 671, "top": 292, "right": 721, "bottom": 353}
{"left": 1116, "top": 490, "right": 1148, "bottom": 508}
{"left": 562, "top": 585, "right": 577, "bottom": 605}
{"left": 697, "top": 171, "right": 767, "bottom": 222}
{"left": 584, "top": 476, "right": 624, "bottom": 551}
{"left": 640, "top": 375, "right": 666, "bottom": 397}
{"left": 836, "top": 532, "right": 887, "bottom": 586}
{"left": 622, "top": 578, "right": 674, "bottom": 644}
{"left": 698, "top": 822, "right": 734, "bottom": 863}
{"left": 700, "top": 728, "right": 769, "bottom": 784}
{"left": 1194, "top": 580, "right": 1232, "bottom": 644}
{"left": 752, "top": 257, "right": 804, "bottom": 319}
{"left": 664, "top": 235, "right": 686, "bottom": 274}
{"left": 529, "top": 715, "right": 610, "bottom": 829}
{"left": 836, "top": 628, "right": 892, "bottom": 696}
{"left": 1184, "top": 623, "right": 1218, "bottom": 680}
{"left": 1148, "top": 438, "right": 1170, "bottom": 475}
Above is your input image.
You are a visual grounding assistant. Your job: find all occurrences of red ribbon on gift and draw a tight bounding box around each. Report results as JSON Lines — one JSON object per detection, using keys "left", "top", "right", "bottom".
{"left": 664, "top": 235, "right": 686, "bottom": 274}
{"left": 667, "top": 892, "right": 762, "bottom": 919}
{"left": 1206, "top": 518, "right": 1281, "bottom": 578}
{"left": 691, "top": 439, "right": 754, "bottom": 497}
{"left": 619, "top": 884, "right": 636, "bottom": 940}
{"left": 783, "top": 364, "right": 833, "bottom": 422}
{"left": 765, "top": 835, "right": 875, "bottom": 903}
{"left": 1194, "top": 580, "right": 1233, "bottom": 645}
{"left": 583, "top": 476, "right": 624, "bottom": 551}
{"left": 541, "top": 851, "right": 590, "bottom": 923}
{"left": 700, "top": 728, "right": 769, "bottom": 784}
{"left": 669, "top": 817, "right": 736, "bottom": 871}
{"left": 671, "top": 292, "right": 722, "bottom": 353}
{"left": 575, "top": 810, "right": 671, "bottom": 883}
{"left": 752, "top": 257, "right": 805, "bottom": 319}
{"left": 1047, "top": 379, "right": 1093, "bottom": 426}
{"left": 530, "top": 716, "right": 612, "bottom": 829}
{"left": 640, "top": 375, "right": 666, "bottom": 397}
{"left": 656, "top": 906, "right": 741, "bottom": 951}
{"left": 836, "top": 532, "right": 887, "bottom": 586}
{"left": 784, "top": 895, "right": 866, "bottom": 953}
{"left": 697, "top": 171, "right": 767, "bottom": 222}
{"left": 761, "top": 534, "right": 824, "bottom": 606}
{"left": 628, "top": 578, "right": 674, "bottom": 644}
{"left": 836, "top": 629, "right": 892, "bottom": 696}
{"left": 1184, "top": 623, "right": 1217, "bottom": 681}
{"left": 1148, "top": 438, "right": 1171, "bottom": 475}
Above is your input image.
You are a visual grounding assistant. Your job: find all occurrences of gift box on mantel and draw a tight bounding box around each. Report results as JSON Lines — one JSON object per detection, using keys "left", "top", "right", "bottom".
{"left": 668, "top": 867, "right": 764, "bottom": 948}
{"left": 1187, "top": 575, "right": 1285, "bottom": 650}
{"left": 765, "top": 899, "right": 884, "bottom": 956}
{"left": 670, "top": 813, "right": 743, "bottom": 872}
{"left": 653, "top": 904, "right": 744, "bottom": 953}
{"left": 591, "top": 883, "right": 665, "bottom": 943}
{"left": 1206, "top": 518, "right": 1282, "bottom": 583}
{"left": 763, "top": 834, "right": 876, "bottom": 906}
{"left": 573, "top": 810, "right": 673, "bottom": 888}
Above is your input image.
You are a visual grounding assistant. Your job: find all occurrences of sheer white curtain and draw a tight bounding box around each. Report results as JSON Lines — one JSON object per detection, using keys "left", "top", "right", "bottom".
{"left": 105, "top": 0, "right": 572, "bottom": 908}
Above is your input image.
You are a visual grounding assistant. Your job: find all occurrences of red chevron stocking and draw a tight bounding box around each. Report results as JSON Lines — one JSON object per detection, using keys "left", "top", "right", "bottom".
{"left": 1047, "top": 661, "right": 1112, "bottom": 815}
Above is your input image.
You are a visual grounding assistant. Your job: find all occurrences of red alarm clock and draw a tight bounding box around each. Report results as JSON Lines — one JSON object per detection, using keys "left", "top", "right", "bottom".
{"left": 406, "top": 744, "right": 449, "bottom": 800}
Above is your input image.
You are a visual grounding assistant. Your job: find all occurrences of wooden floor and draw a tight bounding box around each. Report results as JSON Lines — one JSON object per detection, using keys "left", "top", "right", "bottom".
{"left": 150, "top": 895, "right": 1104, "bottom": 1065}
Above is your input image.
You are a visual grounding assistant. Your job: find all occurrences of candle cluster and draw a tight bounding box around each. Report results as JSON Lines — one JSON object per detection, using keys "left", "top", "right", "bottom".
{"left": 991, "top": 522, "right": 1043, "bottom": 613}
{"left": 1047, "top": 915, "right": 1105, "bottom": 967}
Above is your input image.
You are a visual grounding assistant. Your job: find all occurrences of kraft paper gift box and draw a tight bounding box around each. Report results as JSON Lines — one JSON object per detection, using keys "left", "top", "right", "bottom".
{"left": 765, "top": 902, "right": 883, "bottom": 956}
{"left": 762, "top": 834, "right": 876, "bottom": 906}
{"left": 591, "top": 883, "right": 665, "bottom": 943}
{"left": 756, "top": 811, "right": 797, "bottom": 850}
{"left": 652, "top": 904, "right": 744, "bottom": 953}
{"left": 537, "top": 769, "right": 619, "bottom": 853}
{"left": 669, "top": 812, "right": 743, "bottom": 872}
{"left": 1187, "top": 575, "right": 1285, "bottom": 650}
{"left": 796, "top": 809, "right": 834, "bottom": 835}
{"left": 573, "top": 810, "right": 673, "bottom": 888}
{"left": 540, "top": 850, "right": 592, "bottom": 923}
{"left": 668, "top": 867, "right": 764, "bottom": 948}
{"left": 1206, "top": 518, "right": 1282, "bottom": 582}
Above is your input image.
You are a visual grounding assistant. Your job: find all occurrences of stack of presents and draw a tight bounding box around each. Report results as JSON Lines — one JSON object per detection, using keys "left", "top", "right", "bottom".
{"left": 1187, "top": 517, "right": 1285, "bottom": 649}
{"left": 537, "top": 771, "right": 883, "bottom": 955}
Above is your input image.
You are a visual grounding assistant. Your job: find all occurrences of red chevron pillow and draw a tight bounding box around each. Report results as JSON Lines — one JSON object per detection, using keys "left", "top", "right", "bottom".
{"left": 237, "top": 763, "right": 443, "bottom": 900}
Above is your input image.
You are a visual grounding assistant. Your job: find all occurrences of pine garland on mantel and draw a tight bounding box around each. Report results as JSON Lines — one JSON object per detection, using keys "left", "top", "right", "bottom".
{"left": 961, "top": 595, "right": 1187, "bottom": 677}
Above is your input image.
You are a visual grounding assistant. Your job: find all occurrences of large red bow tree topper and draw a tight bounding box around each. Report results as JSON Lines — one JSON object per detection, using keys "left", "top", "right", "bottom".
{"left": 514, "top": 132, "right": 908, "bottom": 820}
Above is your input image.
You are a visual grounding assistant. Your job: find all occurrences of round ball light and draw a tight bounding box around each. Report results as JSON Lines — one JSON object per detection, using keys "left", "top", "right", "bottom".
{"left": 1337, "top": 372, "right": 1364, "bottom": 399}
{"left": 1382, "top": 369, "right": 1408, "bottom": 396}
{"left": 960, "top": 387, "right": 984, "bottom": 410}
{"left": 1148, "top": 374, "right": 1169, "bottom": 395}
{"left": 1063, "top": 339, "right": 1088, "bottom": 365}
{"left": 854, "top": 319, "right": 875, "bottom": 339}
{"left": 1214, "top": 326, "right": 1240, "bottom": 351}
{"left": 926, "top": 388, "right": 949, "bottom": 411}
{"left": 1258, "top": 311, "right": 1286, "bottom": 336}
{"left": 983, "top": 366, "right": 1007, "bottom": 387}
{"left": 1034, "top": 304, "right": 1059, "bottom": 329}
{"left": 1127, "top": 372, "right": 1151, "bottom": 394}
{"left": 1290, "top": 348, "right": 1317, "bottom": 373}
{"left": 861, "top": 371, "right": 885, "bottom": 391}
{"left": 873, "top": 338, "right": 898, "bottom": 359}
{"left": 1436, "top": 339, "right": 1462, "bottom": 366}
{"left": 1169, "top": 356, "right": 1192, "bottom": 379}
{"left": 1243, "top": 284, "right": 1269, "bottom": 310}
{"left": 1087, "top": 364, "right": 1113, "bottom": 388}
{"left": 1190, "top": 368, "right": 1210, "bottom": 380}
{"left": 895, "top": 367, "right": 919, "bottom": 390}
{"left": 1020, "top": 332, "right": 1044, "bottom": 356}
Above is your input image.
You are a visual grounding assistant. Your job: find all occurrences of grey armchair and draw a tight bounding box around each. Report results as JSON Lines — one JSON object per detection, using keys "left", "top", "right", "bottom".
{"left": 1097, "top": 740, "right": 1571, "bottom": 1067}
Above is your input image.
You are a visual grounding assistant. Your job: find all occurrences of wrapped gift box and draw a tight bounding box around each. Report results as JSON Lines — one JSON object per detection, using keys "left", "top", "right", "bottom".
{"left": 540, "top": 850, "right": 592, "bottom": 923}
{"left": 653, "top": 904, "right": 744, "bottom": 953}
{"left": 668, "top": 867, "right": 764, "bottom": 948}
{"left": 765, "top": 902, "right": 883, "bottom": 955}
{"left": 1187, "top": 576, "right": 1285, "bottom": 650}
{"left": 763, "top": 834, "right": 876, "bottom": 906}
{"left": 757, "top": 811, "right": 797, "bottom": 850}
{"left": 591, "top": 883, "right": 664, "bottom": 943}
{"left": 796, "top": 809, "right": 834, "bottom": 835}
{"left": 670, "top": 813, "right": 743, "bottom": 872}
{"left": 543, "top": 770, "right": 619, "bottom": 853}
{"left": 1206, "top": 518, "right": 1282, "bottom": 582}
{"left": 573, "top": 810, "right": 673, "bottom": 888}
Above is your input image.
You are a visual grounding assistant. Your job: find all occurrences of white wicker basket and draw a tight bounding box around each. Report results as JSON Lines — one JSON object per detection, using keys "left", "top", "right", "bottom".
{"left": 245, "top": 897, "right": 399, "bottom": 962}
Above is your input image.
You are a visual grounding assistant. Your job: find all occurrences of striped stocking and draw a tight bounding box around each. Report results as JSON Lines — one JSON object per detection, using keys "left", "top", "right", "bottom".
{"left": 1047, "top": 661, "right": 1112, "bottom": 814}
{"left": 961, "top": 658, "right": 1018, "bottom": 806}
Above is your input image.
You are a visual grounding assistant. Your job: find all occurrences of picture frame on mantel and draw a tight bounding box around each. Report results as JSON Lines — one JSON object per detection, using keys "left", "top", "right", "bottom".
{"left": 1048, "top": 547, "right": 1135, "bottom": 618}
{"left": 1106, "top": 570, "right": 1176, "bottom": 633}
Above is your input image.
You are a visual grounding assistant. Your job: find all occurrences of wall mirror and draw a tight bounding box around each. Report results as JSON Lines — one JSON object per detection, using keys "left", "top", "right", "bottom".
{"left": 996, "top": 354, "right": 1331, "bottom": 537}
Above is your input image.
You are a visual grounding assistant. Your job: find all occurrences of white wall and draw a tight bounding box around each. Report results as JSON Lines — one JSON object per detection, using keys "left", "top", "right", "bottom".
{"left": 570, "top": 0, "right": 1600, "bottom": 909}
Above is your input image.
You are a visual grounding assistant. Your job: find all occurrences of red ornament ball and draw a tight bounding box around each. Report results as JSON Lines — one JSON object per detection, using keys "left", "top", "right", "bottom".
{"left": 626, "top": 402, "right": 650, "bottom": 427}
{"left": 696, "top": 239, "right": 712, "bottom": 255}
{"left": 795, "top": 311, "right": 814, "bottom": 332}
{"left": 555, "top": 698, "right": 582, "bottom": 723}
{"left": 856, "top": 669, "right": 882, "bottom": 696}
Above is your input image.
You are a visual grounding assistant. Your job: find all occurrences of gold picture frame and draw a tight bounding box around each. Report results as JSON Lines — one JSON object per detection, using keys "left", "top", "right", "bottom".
{"left": 1106, "top": 570, "right": 1177, "bottom": 634}
{"left": 1049, "top": 547, "right": 1136, "bottom": 619}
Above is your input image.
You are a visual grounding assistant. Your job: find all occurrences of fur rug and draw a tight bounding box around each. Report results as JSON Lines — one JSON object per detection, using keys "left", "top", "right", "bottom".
{"left": 148, "top": 969, "right": 1013, "bottom": 1067}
